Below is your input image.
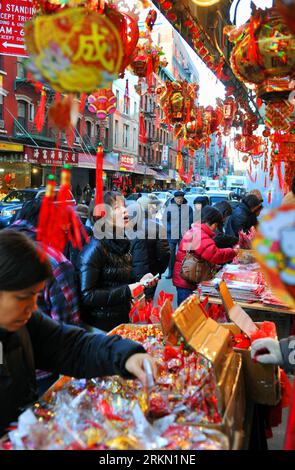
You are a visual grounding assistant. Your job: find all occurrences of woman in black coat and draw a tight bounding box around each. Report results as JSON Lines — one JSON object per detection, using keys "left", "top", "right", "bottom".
{"left": 79, "top": 192, "right": 156, "bottom": 331}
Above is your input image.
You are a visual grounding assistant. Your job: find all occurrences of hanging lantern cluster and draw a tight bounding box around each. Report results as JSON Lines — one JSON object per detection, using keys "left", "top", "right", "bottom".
{"left": 269, "top": 126, "right": 295, "bottom": 191}
{"left": 174, "top": 105, "right": 223, "bottom": 151}
{"left": 226, "top": 6, "right": 295, "bottom": 132}
{"left": 130, "top": 9, "right": 167, "bottom": 88}
{"left": 156, "top": 80, "right": 198, "bottom": 125}
{"left": 88, "top": 88, "right": 117, "bottom": 119}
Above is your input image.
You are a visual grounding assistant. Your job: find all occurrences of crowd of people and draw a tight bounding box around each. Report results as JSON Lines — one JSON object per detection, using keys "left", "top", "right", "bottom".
{"left": 1, "top": 176, "right": 295, "bottom": 438}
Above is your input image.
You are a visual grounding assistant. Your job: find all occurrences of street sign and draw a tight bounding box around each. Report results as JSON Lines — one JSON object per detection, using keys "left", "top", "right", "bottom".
{"left": 0, "top": 0, "right": 35, "bottom": 57}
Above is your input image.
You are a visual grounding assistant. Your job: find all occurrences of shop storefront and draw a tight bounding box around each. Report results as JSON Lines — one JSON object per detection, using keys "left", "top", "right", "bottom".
{"left": 0, "top": 142, "right": 29, "bottom": 197}
{"left": 24, "top": 146, "right": 78, "bottom": 187}
{"left": 74, "top": 153, "right": 118, "bottom": 195}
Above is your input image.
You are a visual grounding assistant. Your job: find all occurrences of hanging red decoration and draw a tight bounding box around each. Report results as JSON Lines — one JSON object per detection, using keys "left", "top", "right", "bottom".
{"left": 34, "top": 88, "right": 46, "bottom": 133}
{"left": 227, "top": 7, "right": 295, "bottom": 132}
{"left": 94, "top": 144, "right": 105, "bottom": 218}
{"left": 157, "top": 81, "right": 198, "bottom": 126}
{"left": 88, "top": 88, "right": 117, "bottom": 120}
{"left": 139, "top": 112, "right": 147, "bottom": 144}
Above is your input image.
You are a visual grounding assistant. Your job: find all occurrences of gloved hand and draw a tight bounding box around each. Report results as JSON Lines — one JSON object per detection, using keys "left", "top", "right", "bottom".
{"left": 251, "top": 338, "right": 283, "bottom": 365}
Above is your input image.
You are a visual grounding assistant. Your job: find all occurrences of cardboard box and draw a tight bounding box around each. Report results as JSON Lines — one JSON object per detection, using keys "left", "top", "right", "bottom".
{"left": 223, "top": 323, "right": 281, "bottom": 406}
{"left": 172, "top": 295, "right": 245, "bottom": 448}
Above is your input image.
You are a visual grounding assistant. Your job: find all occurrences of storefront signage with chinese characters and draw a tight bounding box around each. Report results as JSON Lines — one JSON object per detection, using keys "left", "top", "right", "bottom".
{"left": 120, "top": 155, "right": 135, "bottom": 172}
{"left": 0, "top": 142, "right": 23, "bottom": 152}
{"left": 0, "top": 0, "right": 35, "bottom": 57}
{"left": 25, "top": 146, "right": 78, "bottom": 166}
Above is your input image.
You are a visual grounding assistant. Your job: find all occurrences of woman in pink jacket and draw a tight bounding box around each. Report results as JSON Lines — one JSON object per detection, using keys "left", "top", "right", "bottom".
{"left": 173, "top": 206, "right": 238, "bottom": 305}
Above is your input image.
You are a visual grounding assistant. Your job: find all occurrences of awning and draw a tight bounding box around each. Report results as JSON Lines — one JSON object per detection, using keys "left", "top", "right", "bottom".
{"left": 134, "top": 164, "right": 159, "bottom": 177}
{"left": 154, "top": 170, "right": 171, "bottom": 182}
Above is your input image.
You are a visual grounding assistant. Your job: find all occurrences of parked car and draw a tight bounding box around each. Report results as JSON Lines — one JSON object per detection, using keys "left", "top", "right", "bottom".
{"left": 205, "top": 190, "right": 233, "bottom": 206}
{"left": 0, "top": 187, "right": 76, "bottom": 228}
{"left": 184, "top": 186, "right": 206, "bottom": 195}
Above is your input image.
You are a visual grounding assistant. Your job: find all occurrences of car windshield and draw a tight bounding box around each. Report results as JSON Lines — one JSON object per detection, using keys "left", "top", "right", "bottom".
{"left": 3, "top": 190, "right": 37, "bottom": 203}
{"left": 210, "top": 196, "right": 228, "bottom": 204}
{"left": 189, "top": 188, "right": 205, "bottom": 194}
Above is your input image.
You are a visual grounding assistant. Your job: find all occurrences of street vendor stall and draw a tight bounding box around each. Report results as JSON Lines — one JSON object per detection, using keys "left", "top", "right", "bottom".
{"left": 1, "top": 292, "right": 285, "bottom": 451}
{"left": 199, "top": 261, "right": 295, "bottom": 339}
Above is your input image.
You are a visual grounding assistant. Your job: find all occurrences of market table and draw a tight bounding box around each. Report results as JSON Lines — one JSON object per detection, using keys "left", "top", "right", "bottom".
{"left": 201, "top": 296, "right": 295, "bottom": 340}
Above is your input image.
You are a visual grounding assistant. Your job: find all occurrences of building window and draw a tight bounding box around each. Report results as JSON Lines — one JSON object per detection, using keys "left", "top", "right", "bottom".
{"left": 123, "top": 98, "right": 130, "bottom": 115}
{"left": 16, "top": 60, "right": 26, "bottom": 79}
{"left": 85, "top": 121, "right": 92, "bottom": 138}
{"left": 114, "top": 119, "right": 119, "bottom": 145}
{"left": 123, "top": 124, "right": 129, "bottom": 148}
{"left": 0, "top": 94, "right": 3, "bottom": 120}
{"left": 0, "top": 56, "right": 4, "bottom": 71}
{"left": 134, "top": 102, "right": 137, "bottom": 116}
{"left": 96, "top": 123, "right": 101, "bottom": 141}
{"left": 17, "top": 101, "right": 27, "bottom": 128}
{"left": 116, "top": 90, "right": 120, "bottom": 111}
{"left": 29, "top": 103, "right": 34, "bottom": 122}
{"left": 133, "top": 128, "right": 136, "bottom": 150}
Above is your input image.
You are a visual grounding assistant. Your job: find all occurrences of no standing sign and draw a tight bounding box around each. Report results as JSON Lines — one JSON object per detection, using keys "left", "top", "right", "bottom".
{"left": 0, "top": 0, "right": 35, "bottom": 57}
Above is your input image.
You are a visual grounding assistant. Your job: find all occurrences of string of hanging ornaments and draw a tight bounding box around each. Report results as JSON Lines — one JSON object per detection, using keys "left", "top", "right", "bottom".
{"left": 24, "top": 0, "right": 143, "bottom": 251}
{"left": 225, "top": 5, "right": 295, "bottom": 192}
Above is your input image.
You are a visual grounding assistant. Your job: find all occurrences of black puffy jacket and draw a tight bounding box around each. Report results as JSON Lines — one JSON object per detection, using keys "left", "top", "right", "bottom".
{"left": 0, "top": 311, "right": 145, "bottom": 437}
{"left": 79, "top": 237, "right": 135, "bottom": 331}
{"left": 225, "top": 202, "right": 257, "bottom": 238}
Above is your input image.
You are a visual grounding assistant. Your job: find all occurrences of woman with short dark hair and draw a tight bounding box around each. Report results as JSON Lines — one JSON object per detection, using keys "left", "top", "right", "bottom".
{"left": 0, "top": 230, "right": 156, "bottom": 437}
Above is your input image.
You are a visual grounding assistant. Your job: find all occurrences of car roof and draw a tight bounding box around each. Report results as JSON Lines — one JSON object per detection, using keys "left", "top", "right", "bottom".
{"left": 206, "top": 190, "right": 231, "bottom": 195}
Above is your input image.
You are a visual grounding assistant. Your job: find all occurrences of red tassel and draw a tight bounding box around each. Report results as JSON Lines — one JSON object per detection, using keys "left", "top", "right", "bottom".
{"left": 139, "top": 113, "right": 147, "bottom": 143}
{"left": 216, "top": 57, "right": 224, "bottom": 82}
{"left": 284, "top": 377, "right": 295, "bottom": 449}
{"left": 186, "top": 99, "right": 191, "bottom": 123}
{"left": 264, "top": 174, "right": 267, "bottom": 188}
{"left": 37, "top": 175, "right": 56, "bottom": 248}
{"left": 257, "top": 97, "right": 263, "bottom": 108}
{"left": 146, "top": 57, "right": 154, "bottom": 90}
{"left": 268, "top": 189, "right": 272, "bottom": 204}
{"left": 275, "top": 161, "right": 284, "bottom": 191}
{"left": 79, "top": 93, "right": 87, "bottom": 113}
{"left": 197, "top": 107, "right": 202, "bottom": 128}
{"left": 177, "top": 139, "right": 183, "bottom": 152}
{"left": 95, "top": 145, "right": 104, "bottom": 217}
{"left": 34, "top": 89, "right": 46, "bottom": 132}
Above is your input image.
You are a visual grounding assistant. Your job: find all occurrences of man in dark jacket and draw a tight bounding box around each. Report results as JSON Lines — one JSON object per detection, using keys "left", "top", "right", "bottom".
{"left": 0, "top": 230, "right": 156, "bottom": 437}
{"left": 214, "top": 201, "right": 238, "bottom": 249}
{"left": 225, "top": 194, "right": 263, "bottom": 238}
{"left": 163, "top": 191, "right": 193, "bottom": 279}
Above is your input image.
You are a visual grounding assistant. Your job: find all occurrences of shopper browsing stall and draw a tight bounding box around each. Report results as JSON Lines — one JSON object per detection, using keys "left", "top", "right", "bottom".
{"left": 0, "top": 230, "right": 157, "bottom": 437}
{"left": 79, "top": 191, "right": 157, "bottom": 331}
{"left": 173, "top": 207, "right": 238, "bottom": 305}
